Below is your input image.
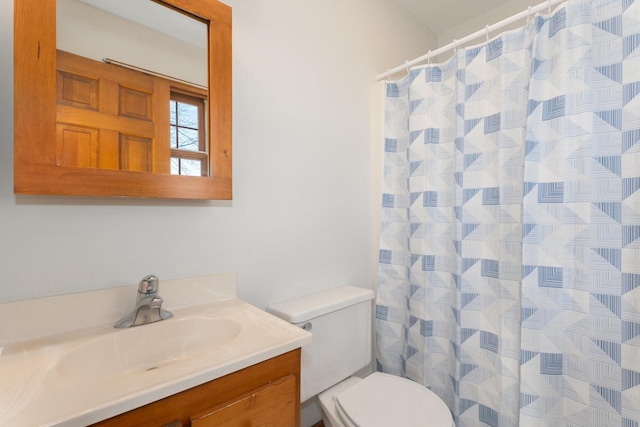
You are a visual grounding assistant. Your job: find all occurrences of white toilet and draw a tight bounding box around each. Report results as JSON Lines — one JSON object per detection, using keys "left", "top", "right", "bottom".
{"left": 267, "top": 286, "right": 454, "bottom": 427}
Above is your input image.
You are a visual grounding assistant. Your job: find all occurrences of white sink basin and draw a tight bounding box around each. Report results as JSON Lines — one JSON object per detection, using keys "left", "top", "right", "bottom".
{"left": 57, "top": 317, "right": 241, "bottom": 380}
{"left": 0, "top": 273, "right": 312, "bottom": 427}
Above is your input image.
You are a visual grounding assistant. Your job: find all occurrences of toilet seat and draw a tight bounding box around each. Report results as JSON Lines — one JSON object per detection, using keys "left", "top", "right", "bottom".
{"left": 334, "top": 372, "right": 453, "bottom": 427}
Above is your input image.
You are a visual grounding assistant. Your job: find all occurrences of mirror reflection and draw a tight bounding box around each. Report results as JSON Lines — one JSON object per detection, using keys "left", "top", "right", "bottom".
{"left": 55, "top": 0, "right": 209, "bottom": 176}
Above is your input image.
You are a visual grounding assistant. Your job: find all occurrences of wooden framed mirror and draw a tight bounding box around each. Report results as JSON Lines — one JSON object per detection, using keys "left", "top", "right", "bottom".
{"left": 14, "top": 0, "right": 232, "bottom": 199}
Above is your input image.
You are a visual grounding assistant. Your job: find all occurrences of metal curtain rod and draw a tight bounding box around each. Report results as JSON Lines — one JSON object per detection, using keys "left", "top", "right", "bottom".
{"left": 103, "top": 58, "right": 207, "bottom": 90}
{"left": 376, "top": 0, "right": 566, "bottom": 81}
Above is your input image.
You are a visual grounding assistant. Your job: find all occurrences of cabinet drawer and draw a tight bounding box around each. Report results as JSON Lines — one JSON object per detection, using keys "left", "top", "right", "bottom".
{"left": 191, "top": 374, "right": 296, "bottom": 427}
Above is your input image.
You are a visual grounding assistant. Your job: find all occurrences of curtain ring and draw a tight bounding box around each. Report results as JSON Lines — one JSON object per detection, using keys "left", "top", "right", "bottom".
{"left": 548, "top": 0, "right": 551, "bottom": 14}
{"left": 404, "top": 60, "right": 410, "bottom": 75}
{"left": 485, "top": 25, "right": 490, "bottom": 42}
{"left": 386, "top": 69, "right": 391, "bottom": 83}
{"left": 453, "top": 39, "right": 458, "bottom": 54}
{"left": 526, "top": 6, "right": 532, "bottom": 25}
{"left": 427, "top": 50, "right": 432, "bottom": 66}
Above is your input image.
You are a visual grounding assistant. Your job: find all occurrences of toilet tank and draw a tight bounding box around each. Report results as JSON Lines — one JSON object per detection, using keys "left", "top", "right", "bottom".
{"left": 267, "top": 286, "right": 374, "bottom": 402}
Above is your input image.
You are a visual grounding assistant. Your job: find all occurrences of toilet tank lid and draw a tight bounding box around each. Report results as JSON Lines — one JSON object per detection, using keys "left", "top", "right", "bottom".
{"left": 266, "top": 286, "right": 374, "bottom": 323}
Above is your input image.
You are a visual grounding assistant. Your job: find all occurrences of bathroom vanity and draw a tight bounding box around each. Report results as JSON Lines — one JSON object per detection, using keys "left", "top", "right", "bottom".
{"left": 0, "top": 273, "right": 311, "bottom": 426}
{"left": 92, "top": 350, "right": 300, "bottom": 426}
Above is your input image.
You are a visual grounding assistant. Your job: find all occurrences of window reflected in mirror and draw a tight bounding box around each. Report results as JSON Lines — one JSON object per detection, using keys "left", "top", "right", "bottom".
{"left": 170, "top": 92, "right": 208, "bottom": 176}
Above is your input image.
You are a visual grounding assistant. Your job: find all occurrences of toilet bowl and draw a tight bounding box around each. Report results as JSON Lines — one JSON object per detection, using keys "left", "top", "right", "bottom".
{"left": 267, "top": 286, "right": 453, "bottom": 427}
{"left": 318, "top": 373, "right": 454, "bottom": 427}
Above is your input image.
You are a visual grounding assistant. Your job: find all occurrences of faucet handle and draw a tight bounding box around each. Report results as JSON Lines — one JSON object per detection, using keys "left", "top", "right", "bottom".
{"left": 138, "top": 274, "right": 160, "bottom": 295}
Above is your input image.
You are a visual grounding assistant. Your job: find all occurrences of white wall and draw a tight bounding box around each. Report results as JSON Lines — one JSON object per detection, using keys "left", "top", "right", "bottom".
{"left": 0, "top": 0, "right": 434, "bottom": 311}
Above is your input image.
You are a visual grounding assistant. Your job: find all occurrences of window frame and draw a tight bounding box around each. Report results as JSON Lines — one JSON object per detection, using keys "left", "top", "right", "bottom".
{"left": 169, "top": 90, "right": 209, "bottom": 177}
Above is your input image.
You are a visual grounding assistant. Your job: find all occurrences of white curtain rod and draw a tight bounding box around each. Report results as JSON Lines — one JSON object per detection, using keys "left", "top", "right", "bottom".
{"left": 376, "top": 0, "right": 566, "bottom": 81}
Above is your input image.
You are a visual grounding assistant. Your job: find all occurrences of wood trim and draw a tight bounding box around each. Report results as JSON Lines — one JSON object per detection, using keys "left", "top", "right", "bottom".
{"left": 206, "top": 1, "right": 232, "bottom": 181}
{"left": 14, "top": 0, "right": 57, "bottom": 165}
{"left": 14, "top": 161, "right": 232, "bottom": 199}
{"left": 153, "top": 79, "right": 172, "bottom": 173}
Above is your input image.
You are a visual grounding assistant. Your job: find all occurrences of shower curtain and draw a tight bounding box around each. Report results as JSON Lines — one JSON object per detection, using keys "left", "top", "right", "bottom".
{"left": 376, "top": 0, "right": 640, "bottom": 425}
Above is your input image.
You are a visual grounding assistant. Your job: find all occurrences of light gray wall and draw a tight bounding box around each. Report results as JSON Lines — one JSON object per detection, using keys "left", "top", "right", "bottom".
{"left": 0, "top": 0, "right": 435, "bottom": 312}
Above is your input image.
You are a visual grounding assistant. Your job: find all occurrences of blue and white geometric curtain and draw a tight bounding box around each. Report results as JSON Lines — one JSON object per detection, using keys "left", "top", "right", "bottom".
{"left": 376, "top": 1, "right": 640, "bottom": 425}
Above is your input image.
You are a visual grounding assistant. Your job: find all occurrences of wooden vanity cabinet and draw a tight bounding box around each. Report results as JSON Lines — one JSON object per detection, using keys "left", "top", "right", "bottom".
{"left": 90, "top": 349, "right": 301, "bottom": 427}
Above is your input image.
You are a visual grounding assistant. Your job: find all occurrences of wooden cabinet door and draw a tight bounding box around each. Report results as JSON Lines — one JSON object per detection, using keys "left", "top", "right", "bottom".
{"left": 191, "top": 374, "right": 297, "bottom": 427}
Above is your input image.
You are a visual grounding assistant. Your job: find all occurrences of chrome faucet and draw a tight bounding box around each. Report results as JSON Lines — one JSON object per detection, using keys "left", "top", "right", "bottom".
{"left": 114, "top": 274, "right": 173, "bottom": 328}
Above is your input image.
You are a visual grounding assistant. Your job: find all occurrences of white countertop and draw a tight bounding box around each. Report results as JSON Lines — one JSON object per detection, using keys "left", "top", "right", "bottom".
{"left": 0, "top": 273, "right": 312, "bottom": 427}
